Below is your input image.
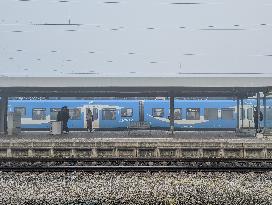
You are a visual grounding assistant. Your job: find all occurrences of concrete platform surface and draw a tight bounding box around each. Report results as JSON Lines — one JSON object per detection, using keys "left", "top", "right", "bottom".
{"left": 0, "top": 130, "right": 261, "bottom": 143}
{"left": 0, "top": 131, "right": 272, "bottom": 159}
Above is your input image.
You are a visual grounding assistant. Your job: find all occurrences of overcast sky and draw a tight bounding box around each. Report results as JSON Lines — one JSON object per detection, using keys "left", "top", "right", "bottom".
{"left": 0, "top": 0, "right": 272, "bottom": 77}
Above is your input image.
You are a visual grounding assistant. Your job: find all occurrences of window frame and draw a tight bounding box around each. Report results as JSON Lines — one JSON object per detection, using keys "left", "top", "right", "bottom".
{"left": 174, "top": 108, "right": 182, "bottom": 120}
{"left": 32, "top": 108, "right": 47, "bottom": 120}
{"left": 50, "top": 108, "right": 61, "bottom": 121}
{"left": 247, "top": 108, "right": 253, "bottom": 120}
{"left": 204, "top": 108, "right": 218, "bottom": 120}
{"left": 93, "top": 108, "right": 99, "bottom": 120}
{"left": 221, "top": 108, "right": 234, "bottom": 120}
{"left": 121, "top": 108, "right": 133, "bottom": 117}
{"left": 14, "top": 107, "right": 26, "bottom": 117}
{"left": 240, "top": 108, "right": 246, "bottom": 120}
{"left": 102, "top": 108, "right": 117, "bottom": 120}
{"left": 152, "top": 108, "right": 164, "bottom": 117}
{"left": 69, "top": 108, "right": 81, "bottom": 120}
{"left": 186, "top": 108, "right": 200, "bottom": 120}
{"left": 266, "top": 108, "right": 272, "bottom": 120}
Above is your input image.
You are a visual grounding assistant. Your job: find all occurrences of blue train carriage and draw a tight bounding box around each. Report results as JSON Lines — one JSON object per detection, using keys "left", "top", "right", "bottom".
{"left": 83, "top": 100, "right": 139, "bottom": 129}
{"left": 144, "top": 99, "right": 259, "bottom": 130}
{"left": 239, "top": 99, "right": 272, "bottom": 129}
{"left": 8, "top": 100, "right": 140, "bottom": 130}
{"left": 9, "top": 100, "right": 83, "bottom": 130}
{"left": 7, "top": 99, "right": 272, "bottom": 130}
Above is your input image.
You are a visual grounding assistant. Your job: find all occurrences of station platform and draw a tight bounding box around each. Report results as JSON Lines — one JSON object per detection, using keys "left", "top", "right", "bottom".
{"left": 0, "top": 131, "right": 271, "bottom": 159}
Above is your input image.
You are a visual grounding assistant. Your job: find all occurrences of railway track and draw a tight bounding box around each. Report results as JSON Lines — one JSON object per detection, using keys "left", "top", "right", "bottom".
{"left": 1, "top": 165, "right": 272, "bottom": 172}
{"left": 1, "top": 157, "right": 272, "bottom": 172}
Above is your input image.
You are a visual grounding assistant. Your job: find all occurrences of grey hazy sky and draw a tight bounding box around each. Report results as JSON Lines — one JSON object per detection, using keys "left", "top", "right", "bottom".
{"left": 0, "top": 0, "right": 272, "bottom": 77}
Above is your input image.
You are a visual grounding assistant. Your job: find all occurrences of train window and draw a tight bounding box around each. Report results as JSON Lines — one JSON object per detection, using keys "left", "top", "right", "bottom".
{"left": 121, "top": 108, "right": 133, "bottom": 117}
{"left": 50, "top": 108, "right": 61, "bottom": 121}
{"left": 204, "top": 108, "right": 218, "bottom": 120}
{"left": 93, "top": 108, "right": 98, "bottom": 120}
{"left": 102, "top": 108, "right": 116, "bottom": 120}
{"left": 14, "top": 107, "right": 26, "bottom": 117}
{"left": 247, "top": 108, "right": 253, "bottom": 120}
{"left": 69, "top": 108, "right": 81, "bottom": 120}
{"left": 32, "top": 108, "right": 46, "bottom": 120}
{"left": 221, "top": 108, "right": 234, "bottom": 120}
{"left": 267, "top": 108, "right": 272, "bottom": 120}
{"left": 240, "top": 108, "right": 246, "bottom": 120}
{"left": 174, "top": 108, "right": 182, "bottom": 120}
{"left": 152, "top": 108, "right": 164, "bottom": 117}
{"left": 186, "top": 108, "right": 200, "bottom": 120}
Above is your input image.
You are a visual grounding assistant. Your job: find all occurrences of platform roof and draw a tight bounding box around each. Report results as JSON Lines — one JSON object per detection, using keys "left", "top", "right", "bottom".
{"left": 0, "top": 75, "right": 272, "bottom": 97}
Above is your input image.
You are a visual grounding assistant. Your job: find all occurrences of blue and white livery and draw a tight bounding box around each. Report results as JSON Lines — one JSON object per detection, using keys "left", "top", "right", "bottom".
{"left": 7, "top": 99, "right": 272, "bottom": 130}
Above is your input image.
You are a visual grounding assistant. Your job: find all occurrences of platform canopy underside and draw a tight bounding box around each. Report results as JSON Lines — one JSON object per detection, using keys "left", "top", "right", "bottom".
{"left": 0, "top": 76, "right": 271, "bottom": 97}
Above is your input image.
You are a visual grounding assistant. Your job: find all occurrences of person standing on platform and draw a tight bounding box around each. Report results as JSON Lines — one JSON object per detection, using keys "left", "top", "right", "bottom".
{"left": 253, "top": 106, "right": 263, "bottom": 134}
{"left": 86, "top": 108, "right": 94, "bottom": 132}
{"left": 62, "top": 106, "right": 70, "bottom": 133}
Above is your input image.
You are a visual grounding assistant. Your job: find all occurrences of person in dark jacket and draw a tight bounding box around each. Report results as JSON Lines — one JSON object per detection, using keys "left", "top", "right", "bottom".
{"left": 253, "top": 107, "right": 263, "bottom": 133}
{"left": 86, "top": 108, "right": 94, "bottom": 132}
{"left": 62, "top": 106, "right": 70, "bottom": 133}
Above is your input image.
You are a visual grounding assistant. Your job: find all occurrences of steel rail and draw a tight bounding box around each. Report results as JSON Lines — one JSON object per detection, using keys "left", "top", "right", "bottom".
{"left": 1, "top": 165, "right": 272, "bottom": 172}
{"left": 1, "top": 157, "right": 272, "bottom": 162}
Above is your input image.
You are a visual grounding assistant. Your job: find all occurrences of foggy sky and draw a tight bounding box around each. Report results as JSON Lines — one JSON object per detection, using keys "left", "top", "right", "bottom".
{"left": 1, "top": 0, "right": 272, "bottom": 77}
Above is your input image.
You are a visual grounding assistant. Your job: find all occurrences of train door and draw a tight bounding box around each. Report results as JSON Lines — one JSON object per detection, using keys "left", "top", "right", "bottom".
{"left": 84, "top": 106, "right": 99, "bottom": 129}
{"left": 240, "top": 106, "right": 254, "bottom": 128}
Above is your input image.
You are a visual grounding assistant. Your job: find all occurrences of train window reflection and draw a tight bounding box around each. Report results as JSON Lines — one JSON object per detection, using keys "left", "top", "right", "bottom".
{"left": 152, "top": 108, "right": 164, "bottom": 117}
{"left": 50, "top": 108, "right": 61, "bottom": 121}
{"left": 102, "top": 108, "right": 116, "bottom": 120}
{"left": 247, "top": 108, "right": 253, "bottom": 120}
{"left": 240, "top": 108, "right": 246, "bottom": 120}
{"left": 121, "top": 108, "right": 133, "bottom": 117}
{"left": 204, "top": 108, "right": 218, "bottom": 120}
{"left": 32, "top": 108, "right": 46, "bottom": 120}
{"left": 14, "top": 107, "right": 26, "bottom": 117}
{"left": 174, "top": 108, "right": 182, "bottom": 120}
{"left": 267, "top": 108, "right": 272, "bottom": 120}
{"left": 221, "top": 108, "right": 234, "bottom": 120}
{"left": 186, "top": 108, "right": 200, "bottom": 120}
{"left": 93, "top": 108, "right": 98, "bottom": 120}
{"left": 69, "top": 108, "right": 81, "bottom": 120}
